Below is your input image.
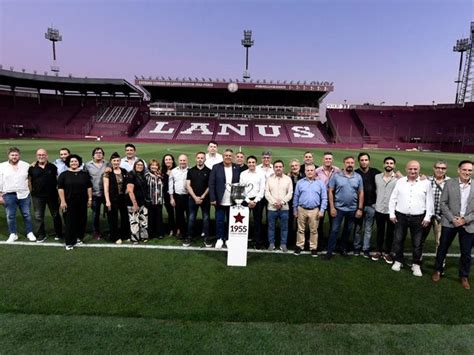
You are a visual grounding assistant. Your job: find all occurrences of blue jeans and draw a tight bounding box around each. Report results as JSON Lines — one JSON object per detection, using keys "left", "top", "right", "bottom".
{"left": 3, "top": 193, "right": 33, "bottom": 234}
{"left": 267, "top": 210, "right": 289, "bottom": 245}
{"left": 328, "top": 209, "right": 356, "bottom": 255}
{"left": 215, "top": 205, "right": 230, "bottom": 241}
{"left": 354, "top": 205, "right": 375, "bottom": 251}
{"left": 187, "top": 197, "right": 210, "bottom": 239}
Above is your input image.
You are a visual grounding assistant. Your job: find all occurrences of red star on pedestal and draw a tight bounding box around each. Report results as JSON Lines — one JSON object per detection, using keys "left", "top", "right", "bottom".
{"left": 233, "top": 212, "right": 245, "bottom": 224}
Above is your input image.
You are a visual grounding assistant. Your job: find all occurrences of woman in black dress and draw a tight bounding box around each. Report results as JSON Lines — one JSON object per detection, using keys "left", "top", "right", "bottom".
{"left": 103, "top": 152, "right": 129, "bottom": 244}
{"left": 126, "top": 159, "right": 148, "bottom": 243}
{"left": 161, "top": 154, "right": 176, "bottom": 236}
{"left": 58, "top": 154, "right": 92, "bottom": 250}
{"left": 145, "top": 159, "right": 164, "bottom": 239}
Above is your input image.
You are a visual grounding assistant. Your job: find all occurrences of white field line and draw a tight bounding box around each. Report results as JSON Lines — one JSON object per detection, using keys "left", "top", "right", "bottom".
{"left": 0, "top": 240, "right": 467, "bottom": 257}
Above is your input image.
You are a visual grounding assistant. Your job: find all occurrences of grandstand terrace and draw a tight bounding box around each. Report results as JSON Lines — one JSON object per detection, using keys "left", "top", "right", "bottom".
{"left": 0, "top": 67, "right": 143, "bottom": 139}
{"left": 326, "top": 103, "right": 474, "bottom": 153}
{"left": 135, "top": 77, "right": 333, "bottom": 147}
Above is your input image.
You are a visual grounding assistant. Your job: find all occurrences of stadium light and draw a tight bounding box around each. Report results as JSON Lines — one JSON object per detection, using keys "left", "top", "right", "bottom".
{"left": 45, "top": 27, "right": 62, "bottom": 73}
{"left": 241, "top": 30, "right": 254, "bottom": 79}
{"left": 453, "top": 26, "right": 473, "bottom": 104}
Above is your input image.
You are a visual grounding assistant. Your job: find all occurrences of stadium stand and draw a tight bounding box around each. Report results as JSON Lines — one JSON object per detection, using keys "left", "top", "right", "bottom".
{"left": 327, "top": 104, "right": 474, "bottom": 152}
{"left": 1, "top": 67, "right": 473, "bottom": 152}
{"left": 0, "top": 68, "right": 143, "bottom": 138}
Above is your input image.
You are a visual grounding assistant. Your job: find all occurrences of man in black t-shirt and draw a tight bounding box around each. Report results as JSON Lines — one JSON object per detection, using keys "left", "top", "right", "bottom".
{"left": 354, "top": 152, "right": 381, "bottom": 257}
{"left": 185, "top": 152, "right": 211, "bottom": 247}
{"left": 28, "top": 148, "right": 63, "bottom": 242}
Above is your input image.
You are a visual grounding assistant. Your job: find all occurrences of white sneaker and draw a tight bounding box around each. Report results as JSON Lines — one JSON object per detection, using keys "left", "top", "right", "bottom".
{"left": 26, "top": 232, "right": 36, "bottom": 242}
{"left": 6, "top": 233, "right": 18, "bottom": 243}
{"left": 391, "top": 261, "right": 402, "bottom": 272}
{"left": 65, "top": 245, "right": 74, "bottom": 251}
{"left": 215, "top": 239, "right": 224, "bottom": 249}
{"left": 411, "top": 264, "right": 423, "bottom": 277}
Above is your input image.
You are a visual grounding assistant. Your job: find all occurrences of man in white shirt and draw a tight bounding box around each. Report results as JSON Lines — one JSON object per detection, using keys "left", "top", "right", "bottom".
{"left": 239, "top": 155, "right": 266, "bottom": 248}
{"left": 389, "top": 160, "right": 434, "bottom": 277}
{"left": 54, "top": 147, "right": 71, "bottom": 176}
{"left": 120, "top": 143, "right": 146, "bottom": 172}
{"left": 209, "top": 149, "right": 241, "bottom": 248}
{"left": 169, "top": 154, "right": 189, "bottom": 239}
{"left": 204, "top": 141, "right": 223, "bottom": 170}
{"left": 256, "top": 150, "right": 274, "bottom": 180}
{"left": 0, "top": 147, "right": 36, "bottom": 242}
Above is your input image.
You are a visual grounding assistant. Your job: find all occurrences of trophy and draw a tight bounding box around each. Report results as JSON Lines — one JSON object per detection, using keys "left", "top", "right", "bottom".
{"left": 226, "top": 182, "right": 253, "bottom": 207}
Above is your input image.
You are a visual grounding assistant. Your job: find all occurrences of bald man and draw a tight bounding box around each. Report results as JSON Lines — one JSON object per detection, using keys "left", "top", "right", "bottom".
{"left": 388, "top": 160, "right": 434, "bottom": 277}
{"left": 28, "top": 148, "right": 63, "bottom": 242}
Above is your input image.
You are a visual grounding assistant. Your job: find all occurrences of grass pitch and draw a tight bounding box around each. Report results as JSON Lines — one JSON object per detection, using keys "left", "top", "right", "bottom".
{"left": 0, "top": 138, "right": 473, "bottom": 353}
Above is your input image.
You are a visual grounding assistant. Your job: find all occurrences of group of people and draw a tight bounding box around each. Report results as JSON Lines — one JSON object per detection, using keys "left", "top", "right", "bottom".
{"left": 0, "top": 141, "right": 472, "bottom": 289}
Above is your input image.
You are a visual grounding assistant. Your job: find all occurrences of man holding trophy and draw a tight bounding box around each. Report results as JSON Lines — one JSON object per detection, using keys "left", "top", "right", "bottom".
{"left": 209, "top": 149, "right": 241, "bottom": 249}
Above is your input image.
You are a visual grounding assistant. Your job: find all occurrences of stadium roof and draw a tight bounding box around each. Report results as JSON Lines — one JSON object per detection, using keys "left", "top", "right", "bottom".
{"left": 136, "top": 77, "right": 333, "bottom": 107}
{"left": 0, "top": 68, "right": 142, "bottom": 97}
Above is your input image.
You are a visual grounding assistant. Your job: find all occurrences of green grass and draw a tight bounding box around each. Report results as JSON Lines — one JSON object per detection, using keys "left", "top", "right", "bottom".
{"left": 1, "top": 313, "right": 474, "bottom": 354}
{"left": 0, "top": 245, "right": 473, "bottom": 353}
{"left": 1, "top": 138, "right": 473, "bottom": 353}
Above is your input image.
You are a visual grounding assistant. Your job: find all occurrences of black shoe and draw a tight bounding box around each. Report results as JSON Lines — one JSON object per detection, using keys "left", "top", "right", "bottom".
{"left": 294, "top": 247, "right": 302, "bottom": 256}
{"left": 323, "top": 253, "right": 333, "bottom": 261}
{"left": 340, "top": 249, "right": 348, "bottom": 257}
{"left": 182, "top": 239, "right": 191, "bottom": 247}
{"left": 353, "top": 249, "right": 361, "bottom": 257}
{"left": 311, "top": 249, "right": 318, "bottom": 258}
{"left": 36, "top": 236, "right": 47, "bottom": 243}
{"left": 363, "top": 250, "right": 371, "bottom": 259}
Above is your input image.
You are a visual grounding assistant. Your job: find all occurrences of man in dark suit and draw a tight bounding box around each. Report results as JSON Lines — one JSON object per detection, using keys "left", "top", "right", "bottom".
{"left": 432, "top": 160, "right": 474, "bottom": 290}
{"left": 209, "top": 148, "right": 241, "bottom": 248}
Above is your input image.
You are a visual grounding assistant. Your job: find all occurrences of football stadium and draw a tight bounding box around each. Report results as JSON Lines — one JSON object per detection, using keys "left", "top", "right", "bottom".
{"left": 1, "top": 3, "right": 474, "bottom": 353}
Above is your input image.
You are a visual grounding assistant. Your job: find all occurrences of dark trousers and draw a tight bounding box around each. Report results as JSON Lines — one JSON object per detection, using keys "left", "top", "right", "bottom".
{"left": 187, "top": 197, "right": 210, "bottom": 239}
{"left": 328, "top": 209, "right": 356, "bottom": 255}
{"left": 391, "top": 212, "right": 425, "bottom": 264}
{"left": 288, "top": 200, "right": 296, "bottom": 248}
{"left": 375, "top": 211, "right": 394, "bottom": 254}
{"left": 106, "top": 195, "right": 129, "bottom": 242}
{"left": 64, "top": 199, "right": 87, "bottom": 246}
{"left": 148, "top": 203, "right": 165, "bottom": 239}
{"left": 216, "top": 205, "right": 230, "bottom": 241}
{"left": 32, "top": 195, "right": 63, "bottom": 239}
{"left": 91, "top": 195, "right": 105, "bottom": 234}
{"left": 243, "top": 200, "right": 264, "bottom": 247}
{"left": 174, "top": 194, "right": 188, "bottom": 237}
{"left": 435, "top": 226, "right": 474, "bottom": 278}
{"left": 163, "top": 193, "right": 175, "bottom": 234}
{"left": 317, "top": 212, "right": 333, "bottom": 250}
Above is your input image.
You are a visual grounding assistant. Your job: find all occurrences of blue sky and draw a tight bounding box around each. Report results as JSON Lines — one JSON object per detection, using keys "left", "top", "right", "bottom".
{"left": 0, "top": 0, "right": 472, "bottom": 105}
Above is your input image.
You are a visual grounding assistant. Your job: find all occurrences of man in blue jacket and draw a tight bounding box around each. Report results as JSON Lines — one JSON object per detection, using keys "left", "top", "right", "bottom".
{"left": 209, "top": 149, "right": 241, "bottom": 248}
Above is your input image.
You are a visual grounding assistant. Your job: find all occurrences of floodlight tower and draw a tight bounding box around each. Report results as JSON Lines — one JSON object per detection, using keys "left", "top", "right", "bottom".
{"left": 45, "top": 27, "right": 62, "bottom": 73}
{"left": 453, "top": 22, "right": 474, "bottom": 104}
{"left": 241, "top": 30, "right": 254, "bottom": 80}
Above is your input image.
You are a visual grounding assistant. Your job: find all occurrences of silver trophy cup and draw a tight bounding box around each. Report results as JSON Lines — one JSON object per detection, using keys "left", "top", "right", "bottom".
{"left": 226, "top": 182, "right": 254, "bottom": 207}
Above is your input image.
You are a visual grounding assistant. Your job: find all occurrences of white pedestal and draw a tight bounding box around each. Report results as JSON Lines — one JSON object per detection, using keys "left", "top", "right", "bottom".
{"left": 227, "top": 205, "right": 249, "bottom": 267}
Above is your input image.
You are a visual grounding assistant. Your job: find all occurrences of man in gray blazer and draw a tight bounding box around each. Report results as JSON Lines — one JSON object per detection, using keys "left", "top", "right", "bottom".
{"left": 432, "top": 160, "right": 474, "bottom": 290}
